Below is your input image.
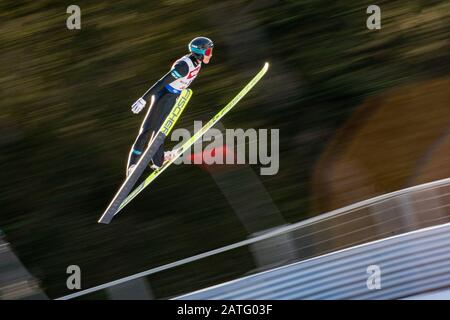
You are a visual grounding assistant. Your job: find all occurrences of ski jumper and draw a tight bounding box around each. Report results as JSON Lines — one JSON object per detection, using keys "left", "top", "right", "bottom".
{"left": 128, "top": 54, "right": 202, "bottom": 169}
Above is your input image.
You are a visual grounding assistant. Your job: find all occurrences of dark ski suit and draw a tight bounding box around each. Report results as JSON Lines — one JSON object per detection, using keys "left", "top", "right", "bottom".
{"left": 128, "top": 54, "right": 201, "bottom": 169}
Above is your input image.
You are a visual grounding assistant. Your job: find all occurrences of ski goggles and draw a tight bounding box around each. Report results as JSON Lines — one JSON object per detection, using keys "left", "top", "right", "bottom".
{"left": 204, "top": 47, "right": 213, "bottom": 57}
{"left": 191, "top": 46, "right": 213, "bottom": 57}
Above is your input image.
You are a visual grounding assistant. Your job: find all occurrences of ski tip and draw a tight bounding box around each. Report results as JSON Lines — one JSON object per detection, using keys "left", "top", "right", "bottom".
{"left": 264, "top": 62, "right": 270, "bottom": 69}
{"left": 97, "top": 215, "right": 112, "bottom": 224}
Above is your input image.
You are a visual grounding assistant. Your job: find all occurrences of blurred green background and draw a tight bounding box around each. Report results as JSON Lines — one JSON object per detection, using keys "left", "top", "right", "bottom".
{"left": 0, "top": 0, "right": 449, "bottom": 298}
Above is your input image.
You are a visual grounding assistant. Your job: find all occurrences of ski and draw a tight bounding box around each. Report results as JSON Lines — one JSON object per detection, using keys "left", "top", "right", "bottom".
{"left": 114, "top": 62, "right": 269, "bottom": 217}
{"left": 98, "top": 89, "right": 193, "bottom": 224}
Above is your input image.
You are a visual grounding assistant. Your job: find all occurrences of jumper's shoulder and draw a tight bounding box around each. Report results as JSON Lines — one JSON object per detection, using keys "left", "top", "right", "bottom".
{"left": 171, "top": 59, "right": 189, "bottom": 78}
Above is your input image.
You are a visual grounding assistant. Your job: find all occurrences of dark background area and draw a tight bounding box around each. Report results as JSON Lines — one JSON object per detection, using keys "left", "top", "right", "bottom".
{"left": 0, "top": 0, "right": 449, "bottom": 298}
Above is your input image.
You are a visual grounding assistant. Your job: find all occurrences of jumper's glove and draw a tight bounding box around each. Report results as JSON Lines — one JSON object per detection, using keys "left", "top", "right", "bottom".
{"left": 131, "top": 97, "right": 146, "bottom": 114}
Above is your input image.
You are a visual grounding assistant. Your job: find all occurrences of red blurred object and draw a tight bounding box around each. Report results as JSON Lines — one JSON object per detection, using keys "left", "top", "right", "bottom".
{"left": 189, "top": 144, "right": 237, "bottom": 172}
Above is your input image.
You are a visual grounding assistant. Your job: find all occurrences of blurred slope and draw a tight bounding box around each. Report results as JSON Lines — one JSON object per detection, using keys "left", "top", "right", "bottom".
{"left": 0, "top": 231, "right": 47, "bottom": 299}
{"left": 312, "top": 76, "right": 450, "bottom": 212}
{"left": 0, "top": 0, "right": 449, "bottom": 298}
{"left": 412, "top": 129, "right": 450, "bottom": 185}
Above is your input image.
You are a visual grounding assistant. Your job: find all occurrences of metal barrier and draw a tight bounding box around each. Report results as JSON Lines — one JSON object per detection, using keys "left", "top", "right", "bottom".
{"left": 57, "top": 177, "right": 450, "bottom": 300}
{"left": 176, "top": 222, "right": 450, "bottom": 299}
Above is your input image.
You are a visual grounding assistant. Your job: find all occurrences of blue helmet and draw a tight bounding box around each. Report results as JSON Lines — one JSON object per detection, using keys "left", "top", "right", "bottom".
{"left": 188, "top": 37, "right": 214, "bottom": 60}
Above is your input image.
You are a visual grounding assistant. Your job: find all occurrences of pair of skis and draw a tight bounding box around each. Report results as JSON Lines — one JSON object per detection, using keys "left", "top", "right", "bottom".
{"left": 98, "top": 62, "right": 269, "bottom": 224}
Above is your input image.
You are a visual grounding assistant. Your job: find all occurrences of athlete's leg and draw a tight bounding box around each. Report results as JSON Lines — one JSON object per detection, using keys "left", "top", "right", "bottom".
{"left": 126, "top": 91, "right": 178, "bottom": 173}
{"left": 148, "top": 93, "right": 180, "bottom": 168}
{"left": 127, "top": 94, "right": 162, "bottom": 171}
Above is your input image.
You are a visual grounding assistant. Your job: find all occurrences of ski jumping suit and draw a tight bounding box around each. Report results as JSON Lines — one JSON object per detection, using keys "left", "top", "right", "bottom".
{"left": 128, "top": 54, "right": 202, "bottom": 169}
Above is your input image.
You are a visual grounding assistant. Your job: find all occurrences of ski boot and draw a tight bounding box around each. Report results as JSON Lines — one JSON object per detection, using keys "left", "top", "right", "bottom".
{"left": 127, "top": 164, "right": 136, "bottom": 177}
